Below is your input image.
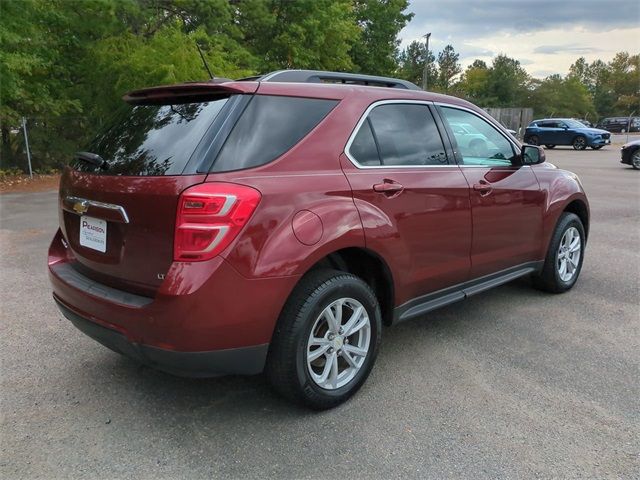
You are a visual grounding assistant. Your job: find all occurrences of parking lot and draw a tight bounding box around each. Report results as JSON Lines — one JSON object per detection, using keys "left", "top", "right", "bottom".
{"left": 1, "top": 142, "right": 638, "bottom": 478}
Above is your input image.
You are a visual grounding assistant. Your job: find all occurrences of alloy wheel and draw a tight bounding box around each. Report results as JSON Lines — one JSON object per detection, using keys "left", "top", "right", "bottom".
{"left": 557, "top": 227, "right": 581, "bottom": 282}
{"left": 573, "top": 137, "right": 586, "bottom": 150}
{"left": 306, "top": 298, "right": 371, "bottom": 390}
{"left": 632, "top": 150, "right": 640, "bottom": 169}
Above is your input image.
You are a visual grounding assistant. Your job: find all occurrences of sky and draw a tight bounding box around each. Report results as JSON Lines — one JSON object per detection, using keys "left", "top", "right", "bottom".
{"left": 399, "top": 0, "right": 640, "bottom": 78}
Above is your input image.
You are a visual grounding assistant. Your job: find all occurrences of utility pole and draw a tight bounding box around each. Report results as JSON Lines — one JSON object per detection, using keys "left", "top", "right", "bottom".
{"left": 422, "top": 32, "right": 431, "bottom": 91}
{"left": 21, "top": 117, "right": 33, "bottom": 179}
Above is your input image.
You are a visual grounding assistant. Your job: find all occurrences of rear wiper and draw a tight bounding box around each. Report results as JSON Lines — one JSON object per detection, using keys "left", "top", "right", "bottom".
{"left": 75, "top": 151, "right": 106, "bottom": 169}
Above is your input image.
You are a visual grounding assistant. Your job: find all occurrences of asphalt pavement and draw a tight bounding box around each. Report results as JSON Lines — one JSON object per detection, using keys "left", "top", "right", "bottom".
{"left": 1, "top": 143, "right": 638, "bottom": 479}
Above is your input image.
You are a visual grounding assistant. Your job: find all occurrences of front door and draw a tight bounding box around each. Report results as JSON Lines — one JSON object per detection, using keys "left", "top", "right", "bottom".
{"left": 341, "top": 101, "right": 472, "bottom": 304}
{"left": 438, "top": 105, "right": 545, "bottom": 278}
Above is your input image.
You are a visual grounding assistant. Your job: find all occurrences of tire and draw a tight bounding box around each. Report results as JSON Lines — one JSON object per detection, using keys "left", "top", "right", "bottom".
{"left": 266, "top": 269, "right": 382, "bottom": 409}
{"left": 632, "top": 149, "right": 640, "bottom": 170}
{"left": 591, "top": 145, "right": 603, "bottom": 150}
{"left": 533, "top": 212, "right": 585, "bottom": 293}
{"left": 544, "top": 144, "right": 555, "bottom": 149}
{"left": 528, "top": 135, "right": 539, "bottom": 146}
{"left": 572, "top": 136, "right": 587, "bottom": 150}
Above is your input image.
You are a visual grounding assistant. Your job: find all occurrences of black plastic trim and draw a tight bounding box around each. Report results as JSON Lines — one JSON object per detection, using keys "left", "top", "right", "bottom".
{"left": 51, "top": 262, "right": 153, "bottom": 308}
{"left": 393, "top": 261, "right": 543, "bottom": 323}
{"left": 54, "top": 297, "right": 269, "bottom": 377}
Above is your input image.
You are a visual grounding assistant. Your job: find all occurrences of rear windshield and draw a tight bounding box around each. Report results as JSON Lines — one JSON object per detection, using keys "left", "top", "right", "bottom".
{"left": 75, "top": 98, "right": 230, "bottom": 175}
{"left": 75, "top": 94, "right": 338, "bottom": 176}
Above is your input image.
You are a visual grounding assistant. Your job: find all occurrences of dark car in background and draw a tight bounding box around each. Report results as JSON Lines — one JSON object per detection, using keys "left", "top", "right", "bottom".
{"left": 596, "top": 116, "right": 640, "bottom": 133}
{"left": 524, "top": 118, "right": 611, "bottom": 150}
{"left": 621, "top": 139, "right": 640, "bottom": 169}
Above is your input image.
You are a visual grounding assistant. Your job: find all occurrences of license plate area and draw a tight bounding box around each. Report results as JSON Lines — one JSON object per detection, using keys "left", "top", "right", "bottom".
{"left": 79, "top": 216, "right": 107, "bottom": 253}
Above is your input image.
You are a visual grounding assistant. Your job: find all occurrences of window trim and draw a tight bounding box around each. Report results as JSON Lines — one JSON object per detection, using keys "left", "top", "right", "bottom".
{"left": 344, "top": 100, "right": 457, "bottom": 169}
{"left": 433, "top": 103, "right": 523, "bottom": 168}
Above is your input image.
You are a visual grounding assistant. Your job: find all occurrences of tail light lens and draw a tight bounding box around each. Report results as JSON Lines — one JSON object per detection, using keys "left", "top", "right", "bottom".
{"left": 174, "top": 182, "right": 261, "bottom": 261}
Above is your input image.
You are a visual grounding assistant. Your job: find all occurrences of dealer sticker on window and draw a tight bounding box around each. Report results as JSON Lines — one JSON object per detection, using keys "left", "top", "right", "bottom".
{"left": 79, "top": 216, "right": 107, "bottom": 252}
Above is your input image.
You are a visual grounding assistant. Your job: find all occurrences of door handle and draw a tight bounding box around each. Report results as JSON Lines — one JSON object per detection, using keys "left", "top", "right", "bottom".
{"left": 473, "top": 180, "right": 492, "bottom": 196}
{"left": 373, "top": 180, "right": 404, "bottom": 197}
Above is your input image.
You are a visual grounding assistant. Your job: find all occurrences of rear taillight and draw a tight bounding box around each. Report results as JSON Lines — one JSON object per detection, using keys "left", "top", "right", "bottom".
{"left": 174, "top": 182, "right": 261, "bottom": 262}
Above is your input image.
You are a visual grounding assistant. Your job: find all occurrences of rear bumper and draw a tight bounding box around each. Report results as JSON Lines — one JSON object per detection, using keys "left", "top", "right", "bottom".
{"left": 48, "top": 229, "right": 300, "bottom": 375}
{"left": 55, "top": 297, "right": 268, "bottom": 377}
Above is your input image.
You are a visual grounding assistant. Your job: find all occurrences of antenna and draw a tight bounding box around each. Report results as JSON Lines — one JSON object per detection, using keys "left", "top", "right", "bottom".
{"left": 195, "top": 40, "right": 214, "bottom": 80}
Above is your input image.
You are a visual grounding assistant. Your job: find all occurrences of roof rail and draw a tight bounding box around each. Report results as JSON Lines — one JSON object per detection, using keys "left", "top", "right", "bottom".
{"left": 257, "top": 69, "right": 421, "bottom": 90}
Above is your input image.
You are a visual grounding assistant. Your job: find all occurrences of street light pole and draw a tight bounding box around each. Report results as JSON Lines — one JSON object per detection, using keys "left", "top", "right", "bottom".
{"left": 422, "top": 32, "right": 431, "bottom": 90}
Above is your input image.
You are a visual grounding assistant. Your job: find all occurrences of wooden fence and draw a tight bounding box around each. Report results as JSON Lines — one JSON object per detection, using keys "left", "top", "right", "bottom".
{"left": 483, "top": 107, "right": 534, "bottom": 139}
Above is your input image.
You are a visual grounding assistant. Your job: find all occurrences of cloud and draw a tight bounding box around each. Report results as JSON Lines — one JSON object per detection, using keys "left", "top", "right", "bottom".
{"left": 533, "top": 45, "right": 601, "bottom": 55}
{"left": 399, "top": 0, "right": 640, "bottom": 77}
{"left": 401, "top": 0, "right": 640, "bottom": 43}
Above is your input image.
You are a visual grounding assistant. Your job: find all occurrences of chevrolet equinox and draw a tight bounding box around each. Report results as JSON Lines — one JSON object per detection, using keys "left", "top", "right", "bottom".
{"left": 48, "top": 70, "right": 590, "bottom": 409}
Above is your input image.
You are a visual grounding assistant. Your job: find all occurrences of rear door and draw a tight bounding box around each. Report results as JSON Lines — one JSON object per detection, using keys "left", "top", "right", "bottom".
{"left": 59, "top": 93, "right": 248, "bottom": 295}
{"left": 341, "top": 101, "right": 472, "bottom": 303}
{"left": 539, "top": 121, "right": 563, "bottom": 144}
{"left": 437, "top": 105, "right": 544, "bottom": 278}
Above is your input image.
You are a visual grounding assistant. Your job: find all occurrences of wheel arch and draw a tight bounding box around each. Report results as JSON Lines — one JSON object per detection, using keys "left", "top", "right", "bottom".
{"left": 563, "top": 199, "right": 590, "bottom": 242}
{"left": 299, "top": 247, "right": 396, "bottom": 326}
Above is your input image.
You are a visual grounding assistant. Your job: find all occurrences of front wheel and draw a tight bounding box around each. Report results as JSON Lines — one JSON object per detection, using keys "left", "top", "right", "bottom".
{"left": 533, "top": 212, "right": 585, "bottom": 293}
{"left": 266, "top": 269, "right": 381, "bottom": 409}
{"left": 527, "top": 135, "right": 539, "bottom": 146}
{"left": 632, "top": 149, "right": 640, "bottom": 169}
{"left": 572, "top": 136, "right": 587, "bottom": 150}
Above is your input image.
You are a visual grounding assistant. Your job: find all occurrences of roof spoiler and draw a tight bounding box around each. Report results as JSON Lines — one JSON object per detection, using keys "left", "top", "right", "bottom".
{"left": 123, "top": 81, "right": 258, "bottom": 105}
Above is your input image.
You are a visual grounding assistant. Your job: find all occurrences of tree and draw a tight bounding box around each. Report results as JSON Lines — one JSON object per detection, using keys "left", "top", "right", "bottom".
{"left": 235, "top": 0, "right": 360, "bottom": 72}
{"left": 436, "top": 44, "right": 461, "bottom": 92}
{"left": 350, "top": 0, "right": 413, "bottom": 76}
{"left": 396, "top": 40, "right": 436, "bottom": 88}
{"left": 484, "top": 54, "right": 530, "bottom": 107}
{"left": 529, "top": 75, "right": 595, "bottom": 119}
{"left": 453, "top": 60, "right": 490, "bottom": 103}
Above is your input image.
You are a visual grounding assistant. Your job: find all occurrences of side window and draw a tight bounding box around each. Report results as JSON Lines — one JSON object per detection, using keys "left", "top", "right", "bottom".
{"left": 212, "top": 95, "right": 338, "bottom": 172}
{"left": 349, "top": 119, "right": 381, "bottom": 166}
{"left": 348, "top": 103, "right": 448, "bottom": 167}
{"left": 441, "top": 107, "right": 516, "bottom": 167}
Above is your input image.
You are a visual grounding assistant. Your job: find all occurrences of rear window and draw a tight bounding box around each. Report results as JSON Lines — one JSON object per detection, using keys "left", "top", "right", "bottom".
{"left": 75, "top": 98, "right": 230, "bottom": 176}
{"left": 211, "top": 95, "right": 338, "bottom": 172}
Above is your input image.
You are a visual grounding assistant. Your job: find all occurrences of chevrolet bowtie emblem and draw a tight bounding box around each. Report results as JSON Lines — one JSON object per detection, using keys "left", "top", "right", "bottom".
{"left": 73, "top": 200, "right": 89, "bottom": 214}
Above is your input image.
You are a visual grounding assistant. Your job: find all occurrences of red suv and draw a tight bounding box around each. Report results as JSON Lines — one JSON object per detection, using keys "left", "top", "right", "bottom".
{"left": 48, "top": 70, "right": 589, "bottom": 409}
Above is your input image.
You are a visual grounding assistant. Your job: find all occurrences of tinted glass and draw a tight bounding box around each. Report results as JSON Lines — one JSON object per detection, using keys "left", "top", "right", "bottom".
{"left": 212, "top": 95, "right": 338, "bottom": 172}
{"left": 349, "top": 119, "right": 381, "bottom": 166}
{"left": 366, "top": 104, "right": 448, "bottom": 166}
{"left": 77, "top": 99, "right": 229, "bottom": 176}
{"left": 441, "top": 107, "right": 515, "bottom": 166}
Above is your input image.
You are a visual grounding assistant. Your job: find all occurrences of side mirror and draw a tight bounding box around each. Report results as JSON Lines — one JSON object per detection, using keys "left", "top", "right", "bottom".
{"left": 521, "top": 144, "right": 545, "bottom": 165}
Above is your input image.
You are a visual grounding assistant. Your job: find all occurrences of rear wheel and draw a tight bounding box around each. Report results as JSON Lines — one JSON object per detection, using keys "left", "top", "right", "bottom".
{"left": 572, "top": 136, "right": 587, "bottom": 150}
{"left": 544, "top": 144, "right": 555, "bottom": 149}
{"left": 528, "top": 135, "right": 539, "bottom": 145}
{"left": 533, "top": 212, "right": 585, "bottom": 293}
{"left": 266, "top": 269, "right": 381, "bottom": 409}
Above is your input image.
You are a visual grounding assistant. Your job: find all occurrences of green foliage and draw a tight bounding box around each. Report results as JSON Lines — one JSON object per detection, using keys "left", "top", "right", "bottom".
{"left": 236, "top": 0, "right": 360, "bottom": 72}
{"left": 1, "top": 0, "right": 637, "bottom": 174}
{"left": 436, "top": 44, "right": 461, "bottom": 92}
{"left": 529, "top": 75, "right": 595, "bottom": 119}
{"left": 396, "top": 40, "right": 436, "bottom": 88}
{"left": 350, "top": 0, "right": 413, "bottom": 76}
